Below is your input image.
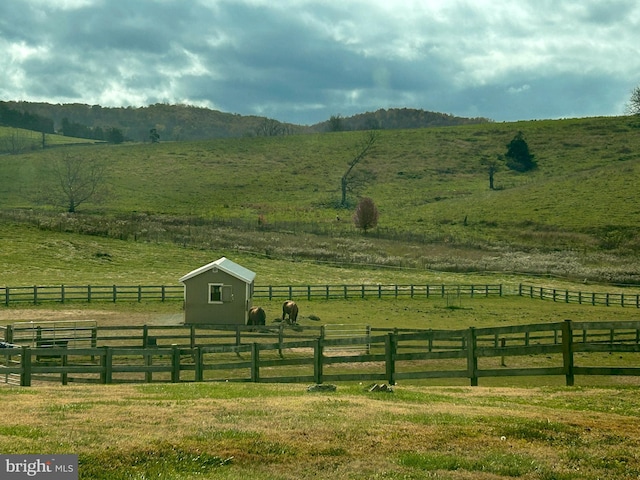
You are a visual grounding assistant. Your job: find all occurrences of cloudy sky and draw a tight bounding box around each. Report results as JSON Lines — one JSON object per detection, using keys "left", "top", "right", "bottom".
{"left": 1, "top": 0, "right": 639, "bottom": 125}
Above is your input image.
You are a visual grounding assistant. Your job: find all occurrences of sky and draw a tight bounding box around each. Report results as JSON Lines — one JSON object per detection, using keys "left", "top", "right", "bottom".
{"left": 1, "top": 0, "right": 639, "bottom": 125}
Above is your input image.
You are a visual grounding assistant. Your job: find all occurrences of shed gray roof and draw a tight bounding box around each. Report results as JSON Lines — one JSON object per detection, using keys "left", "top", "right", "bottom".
{"left": 179, "top": 257, "right": 256, "bottom": 284}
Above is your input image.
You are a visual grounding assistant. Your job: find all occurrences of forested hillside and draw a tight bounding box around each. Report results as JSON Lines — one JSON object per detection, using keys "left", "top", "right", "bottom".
{"left": 1, "top": 101, "right": 490, "bottom": 142}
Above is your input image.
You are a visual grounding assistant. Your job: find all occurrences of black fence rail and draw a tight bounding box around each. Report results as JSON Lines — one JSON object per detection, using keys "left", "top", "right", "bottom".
{"left": 1, "top": 284, "right": 184, "bottom": 305}
{"left": 0, "top": 284, "right": 503, "bottom": 306}
{"left": 2, "top": 320, "right": 639, "bottom": 387}
{"left": 518, "top": 284, "right": 640, "bottom": 308}
{"left": 255, "top": 284, "right": 503, "bottom": 300}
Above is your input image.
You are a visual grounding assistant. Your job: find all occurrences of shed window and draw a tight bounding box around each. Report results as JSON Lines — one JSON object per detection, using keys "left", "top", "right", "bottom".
{"left": 209, "top": 284, "right": 232, "bottom": 303}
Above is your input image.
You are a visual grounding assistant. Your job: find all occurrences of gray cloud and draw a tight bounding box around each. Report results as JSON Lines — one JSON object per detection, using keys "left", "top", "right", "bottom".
{"left": 1, "top": 0, "right": 638, "bottom": 124}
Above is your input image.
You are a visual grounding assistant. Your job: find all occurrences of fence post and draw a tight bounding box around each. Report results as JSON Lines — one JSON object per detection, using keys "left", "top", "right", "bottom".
{"left": 61, "top": 285, "right": 65, "bottom": 304}
{"left": 104, "top": 347, "right": 112, "bottom": 384}
{"left": 194, "top": 347, "right": 203, "bottom": 382}
{"left": 251, "top": 343, "right": 260, "bottom": 382}
{"left": 190, "top": 325, "right": 196, "bottom": 349}
{"left": 5, "top": 325, "right": 13, "bottom": 343}
{"left": 171, "top": 345, "right": 180, "bottom": 383}
{"left": 467, "top": 327, "right": 478, "bottom": 386}
{"left": 112, "top": 285, "right": 117, "bottom": 303}
{"left": 314, "top": 338, "right": 323, "bottom": 384}
{"left": 385, "top": 333, "right": 396, "bottom": 385}
{"left": 61, "top": 351, "right": 68, "bottom": 385}
{"left": 562, "top": 320, "right": 574, "bottom": 386}
{"left": 278, "top": 324, "right": 284, "bottom": 358}
{"left": 20, "top": 346, "right": 31, "bottom": 387}
{"left": 145, "top": 349, "right": 153, "bottom": 383}
{"left": 33, "top": 285, "right": 38, "bottom": 305}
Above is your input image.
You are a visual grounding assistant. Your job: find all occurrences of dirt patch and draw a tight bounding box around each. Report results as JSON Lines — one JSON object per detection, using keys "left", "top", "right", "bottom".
{"left": 0, "top": 309, "right": 183, "bottom": 326}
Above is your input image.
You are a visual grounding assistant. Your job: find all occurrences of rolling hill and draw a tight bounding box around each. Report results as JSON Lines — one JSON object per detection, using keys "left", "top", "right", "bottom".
{"left": 1, "top": 101, "right": 490, "bottom": 142}
{"left": 0, "top": 114, "right": 639, "bottom": 284}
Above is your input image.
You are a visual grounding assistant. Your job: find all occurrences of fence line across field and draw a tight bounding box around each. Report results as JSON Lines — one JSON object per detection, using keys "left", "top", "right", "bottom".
{"left": 0, "top": 283, "right": 504, "bottom": 305}
{"left": 2, "top": 320, "right": 640, "bottom": 387}
{"left": 1, "top": 283, "right": 639, "bottom": 308}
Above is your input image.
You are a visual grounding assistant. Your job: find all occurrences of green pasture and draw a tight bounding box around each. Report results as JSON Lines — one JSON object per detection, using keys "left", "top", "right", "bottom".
{"left": 0, "top": 125, "right": 94, "bottom": 150}
{"left": 2, "top": 116, "right": 639, "bottom": 240}
{"left": 1, "top": 115, "right": 639, "bottom": 284}
{"left": 2, "top": 116, "right": 640, "bottom": 479}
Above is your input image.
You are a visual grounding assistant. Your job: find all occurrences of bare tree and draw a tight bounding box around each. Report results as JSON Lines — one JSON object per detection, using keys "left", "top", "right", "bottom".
{"left": 353, "top": 197, "right": 379, "bottom": 233}
{"left": 480, "top": 155, "right": 501, "bottom": 190}
{"left": 255, "top": 118, "right": 287, "bottom": 136}
{"left": 626, "top": 85, "right": 640, "bottom": 115}
{"left": 49, "top": 155, "right": 108, "bottom": 213}
{"left": 340, "top": 130, "right": 379, "bottom": 207}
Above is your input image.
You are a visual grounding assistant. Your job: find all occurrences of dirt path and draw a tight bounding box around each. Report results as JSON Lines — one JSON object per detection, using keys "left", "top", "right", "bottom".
{"left": 0, "top": 309, "right": 183, "bottom": 326}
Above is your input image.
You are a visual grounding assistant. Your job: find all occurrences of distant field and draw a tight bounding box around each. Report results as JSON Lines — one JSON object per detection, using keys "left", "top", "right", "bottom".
{"left": 0, "top": 125, "right": 94, "bottom": 151}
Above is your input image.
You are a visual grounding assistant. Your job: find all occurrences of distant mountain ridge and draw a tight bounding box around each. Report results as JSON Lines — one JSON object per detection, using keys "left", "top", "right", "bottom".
{"left": 1, "top": 101, "right": 491, "bottom": 142}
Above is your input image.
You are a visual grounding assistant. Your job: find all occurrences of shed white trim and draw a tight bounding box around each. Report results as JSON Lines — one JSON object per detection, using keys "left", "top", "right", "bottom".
{"left": 179, "top": 257, "right": 256, "bottom": 284}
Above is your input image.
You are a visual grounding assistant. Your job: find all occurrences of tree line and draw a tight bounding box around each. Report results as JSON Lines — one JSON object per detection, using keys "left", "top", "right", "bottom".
{"left": 0, "top": 103, "right": 54, "bottom": 133}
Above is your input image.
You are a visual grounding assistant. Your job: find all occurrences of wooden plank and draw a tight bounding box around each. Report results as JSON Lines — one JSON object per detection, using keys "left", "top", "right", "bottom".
{"left": 477, "top": 367, "right": 565, "bottom": 377}
{"left": 394, "top": 350, "right": 467, "bottom": 361}
{"left": 476, "top": 344, "right": 563, "bottom": 357}
{"left": 575, "top": 344, "right": 640, "bottom": 353}
{"left": 574, "top": 366, "right": 640, "bottom": 376}
{"left": 395, "top": 370, "right": 469, "bottom": 380}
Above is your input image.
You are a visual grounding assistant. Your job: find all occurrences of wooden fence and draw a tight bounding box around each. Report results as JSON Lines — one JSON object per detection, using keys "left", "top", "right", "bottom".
{"left": 2, "top": 320, "right": 640, "bottom": 387}
{"left": 0, "top": 283, "right": 504, "bottom": 305}
{"left": 519, "top": 284, "right": 640, "bottom": 308}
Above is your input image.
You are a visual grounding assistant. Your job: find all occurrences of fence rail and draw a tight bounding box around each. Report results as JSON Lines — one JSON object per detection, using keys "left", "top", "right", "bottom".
{"left": 2, "top": 320, "right": 640, "bottom": 387}
{"left": 0, "top": 284, "right": 503, "bottom": 305}
{"left": 518, "top": 284, "right": 640, "bottom": 308}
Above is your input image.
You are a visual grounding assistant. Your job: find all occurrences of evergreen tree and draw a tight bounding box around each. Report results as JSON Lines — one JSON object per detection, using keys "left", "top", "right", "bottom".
{"left": 504, "top": 131, "right": 536, "bottom": 172}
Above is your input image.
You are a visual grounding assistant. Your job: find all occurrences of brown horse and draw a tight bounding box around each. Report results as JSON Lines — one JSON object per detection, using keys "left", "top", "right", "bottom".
{"left": 248, "top": 306, "right": 266, "bottom": 326}
{"left": 282, "top": 300, "right": 298, "bottom": 324}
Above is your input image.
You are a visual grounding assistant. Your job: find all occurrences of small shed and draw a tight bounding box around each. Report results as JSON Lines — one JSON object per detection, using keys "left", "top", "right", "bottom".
{"left": 179, "top": 257, "right": 256, "bottom": 325}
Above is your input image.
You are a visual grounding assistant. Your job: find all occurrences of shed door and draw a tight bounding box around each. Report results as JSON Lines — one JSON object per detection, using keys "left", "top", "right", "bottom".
{"left": 221, "top": 285, "right": 233, "bottom": 302}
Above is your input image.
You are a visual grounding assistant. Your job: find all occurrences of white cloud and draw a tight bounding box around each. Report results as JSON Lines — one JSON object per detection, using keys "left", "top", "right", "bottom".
{"left": 0, "top": 0, "right": 639, "bottom": 123}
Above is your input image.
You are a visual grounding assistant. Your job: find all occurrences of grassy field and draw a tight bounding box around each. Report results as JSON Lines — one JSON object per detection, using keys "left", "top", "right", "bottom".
{"left": 2, "top": 382, "right": 640, "bottom": 479}
{"left": 1, "top": 117, "right": 640, "bottom": 478}
{"left": 1, "top": 115, "right": 639, "bottom": 283}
